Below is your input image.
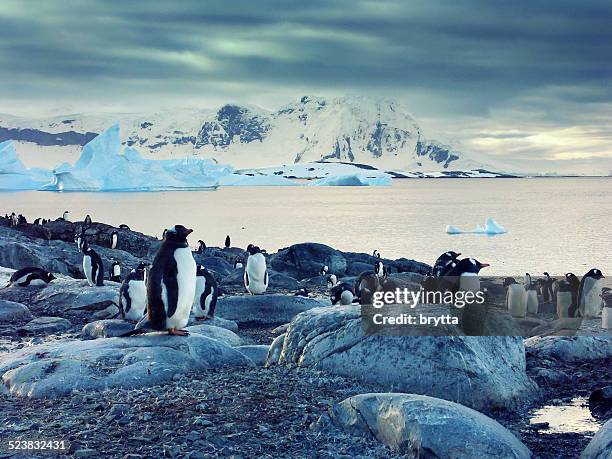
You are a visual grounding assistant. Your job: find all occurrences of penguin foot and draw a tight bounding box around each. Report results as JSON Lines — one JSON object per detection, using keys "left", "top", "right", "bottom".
{"left": 168, "top": 328, "right": 189, "bottom": 336}
{"left": 195, "top": 316, "right": 209, "bottom": 321}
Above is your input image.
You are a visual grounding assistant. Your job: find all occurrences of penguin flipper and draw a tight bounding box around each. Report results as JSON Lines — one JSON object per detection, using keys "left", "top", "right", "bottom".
{"left": 163, "top": 267, "right": 179, "bottom": 320}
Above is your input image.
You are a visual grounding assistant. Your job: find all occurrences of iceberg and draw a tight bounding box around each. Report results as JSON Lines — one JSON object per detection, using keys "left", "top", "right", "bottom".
{"left": 41, "top": 124, "right": 233, "bottom": 192}
{"left": 446, "top": 218, "right": 507, "bottom": 235}
{"left": 218, "top": 174, "right": 301, "bottom": 186}
{"left": 308, "top": 173, "right": 392, "bottom": 186}
{"left": 0, "top": 141, "right": 53, "bottom": 190}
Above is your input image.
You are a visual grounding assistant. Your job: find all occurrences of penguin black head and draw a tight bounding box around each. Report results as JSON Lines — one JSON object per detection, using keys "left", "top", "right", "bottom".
{"left": 327, "top": 274, "right": 338, "bottom": 288}
{"left": 43, "top": 272, "right": 56, "bottom": 283}
{"left": 445, "top": 251, "right": 461, "bottom": 260}
{"left": 247, "top": 245, "right": 261, "bottom": 255}
{"left": 584, "top": 268, "right": 604, "bottom": 280}
{"left": 456, "top": 258, "right": 489, "bottom": 274}
{"left": 164, "top": 225, "right": 193, "bottom": 243}
{"left": 196, "top": 264, "right": 208, "bottom": 276}
{"left": 503, "top": 277, "right": 518, "bottom": 288}
{"left": 136, "top": 262, "right": 147, "bottom": 272}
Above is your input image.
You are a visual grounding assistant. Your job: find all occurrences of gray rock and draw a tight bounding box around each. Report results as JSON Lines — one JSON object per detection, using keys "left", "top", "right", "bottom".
{"left": 92, "top": 304, "right": 120, "bottom": 320}
{"left": 18, "top": 316, "right": 72, "bottom": 335}
{"left": 215, "top": 294, "right": 324, "bottom": 326}
{"left": 192, "top": 256, "right": 233, "bottom": 277}
{"left": 0, "top": 333, "right": 254, "bottom": 398}
{"left": 525, "top": 336, "right": 612, "bottom": 363}
{"left": 588, "top": 385, "right": 612, "bottom": 420}
{"left": 185, "top": 324, "right": 243, "bottom": 347}
{"left": 325, "top": 393, "right": 530, "bottom": 458}
{"left": 265, "top": 333, "right": 286, "bottom": 367}
{"left": 581, "top": 418, "right": 612, "bottom": 459}
{"left": 220, "top": 269, "right": 299, "bottom": 291}
{"left": 236, "top": 345, "right": 269, "bottom": 366}
{"left": 271, "top": 323, "right": 290, "bottom": 334}
{"left": 280, "top": 306, "right": 537, "bottom": 412}
{"left": 0, "top": 300, "right": 33, "bottom": 323}
{"left": 82, "top": 319, "right": 135, "bottom": 339}
{"left": 30, "top": 277, "right": 119, "bottom": 315}
{"left": 270, "top": 243, "right": 347, "bottom": 279}
{"left": 345, "top": 262, "right": 373, "bottom": 276}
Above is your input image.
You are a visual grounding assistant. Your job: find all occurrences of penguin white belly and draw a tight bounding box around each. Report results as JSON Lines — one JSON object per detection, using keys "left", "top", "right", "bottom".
{"left": 459, "top": 273, "right": 480, "bottom": 293}
{"left": 603, "top": 307, "right": 612, "bottom": 330}
{"left": 111, "top": 234, "right": 118, "bottom": 249}
{"left": 192, "top": 276, "right": 207, "bottom": 316}
{"left": 526, "top": 290, "right": 539, "bottom": 315}
{"left": 202, "top": 287, "right": 215, "bottom": 316}
{"left": 245, "top": 253, "right": 268, "bottom": 294}
{"left": 166, "top": 247, "right": 196, "bottom": 330}
{"left": 124, "top": 280, "right": 147, "bottom": 321}
{"left": 507, "top": 284, "right": 527, "bottom": 318}
{"left": 557, "top": 291, "right": 572, "bottom": 318}
{"left": 581, "top": 278, "right": 603, "bottom": 318}
{"left": 10, "top": 274, "right": 29, "bottom": 286}
{"left": 83, "top": 255, "right": 94, "bottom": 286}
{"left": 113, "top": 265, "right": 121, "bottom": 277}
{"left": 28, "top": 278, "right": 48, "bottom": 287}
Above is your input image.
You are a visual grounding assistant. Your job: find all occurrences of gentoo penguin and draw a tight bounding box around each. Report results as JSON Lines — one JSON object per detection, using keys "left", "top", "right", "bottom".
{"left": 197, "top": 240, "right": 206, "bottom": 254}
{"left": 525, "top": 273, "right": 539, "bottom": 315}
{"left": 119, "top": 262, "right": 148, "bottom": 321}
{"left": 504, "top": 277, "right": 527, "bottom": 318}
{"left": 326, "top": 274, "right": 338, "bottom": 289}
{"left": 265, "top": 333, "right": 286, "bottom": 367}
{"left": 109, "top": 260, "right": 121, "bottom": 282}
{"left": 74, "top": 230, "right": 85, "bottom": 251}
{"left": 372, "top": 250, "right": 381, "bottom": 258}
{"left": 432, "top": 251, "right": 461, "bottom": 277}
{"left": 7, "top": 267, "right": 55, "bottom": 287}
{"left": 224, "top": 235, "right": 231, "bottom": 249}
{"left": 578, "top": 268, "right": 605, "bottom": 318}
{"left": 438, "top": 258, "right": 489, "bottom": 293}
{"left": 330, "top": 281, "right": 355, "bottom": 306}
{"left": 319, "top": 265, "right": 329, "bottom": 276}
{"left": 110, "top": 231, "right": 118, "bottom": 249}
{"left": 59, "top": 210, "right": 69, "bottom": 221}
{"left": 374, "top": 260, "right": 387, "bottom": 278}
{"left": 33, "top": 217, "right": 41, "bottom": 225}
{"left": 125, "top": 225, "right": 196, "bottom": 336}
{"left": 244, "top": 245, "right": 268, "bottom": 295}
{"left": 541, "top": 272, "right": 554, "bottom": 303}
{"left": 84, "top": 214, "right": 92, "bottom": 226}
{"left": 119, "top": 224, "right": 130, "bottom": 230}
{"left": 233, "top": 257, "right": 244, "bottom": 269}
{"left": 192, "top": 265, "right": 219, "bottom": 320}
{"left": 354, "top": 271, "right": 381, "bottom": 305}
{"left": 565, "top": 273, "right": 581, "bottom": 317}
{"left": 81, "top": 240, "right": 104, "bottom": 286}
{"left": 10, "top": 212, "right": 17, "bottom": 227}
{"left": 556, "top": 280, "right": 574, "bottom": 318}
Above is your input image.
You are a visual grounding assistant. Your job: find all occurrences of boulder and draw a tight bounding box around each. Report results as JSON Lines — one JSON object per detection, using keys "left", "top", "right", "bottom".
{"left": 185, "top": 324, "right": 243, "bottom": 347}
{"left": 323, "top": 393, "right": 530, "bottom": 458}
{"left": 0, "top": 333, "right": 254, "bottom": 398}
{"left": 219, "top": 268, "right": 299, "bottom": 291}
{"left": 280, "top": 306, "right": 537, "bottom": 412}
{"left": 29, "top": 277, "right": 119, "bottom": 315}
{"left": 92, "top": 304, "right": 120, "bottom": 320}
{"left": 236, "top": 345, "right": 269, "bottom": 366}
{"left": 193, "top": 255, "right": 233, "bottom": 277}
{"left": 82, "top": 319, "right": 135, "bottom": 339}
{"left": 18, "top": 317, "right": 72, "bottom": 335}
{"left": 588, "top": 385, "right": 612, "bottom": 421}
{"left": 215, "top": 294, "right": 325, "bottom": 326}
{"left": 581, "top": 418, "right": 612, "bottom": 459}
{"left": 187, "top": 316, "right": 238, "bottom": 333}
{"left": 220, "top": 267, "right": 245, "bottom": 287}
{"left": 270, "top": 243, "right": 347, "bottom": 279}
{"left": 525, "top": 336, "right": 612, "bottom": 363}
{"left": 0, "top": 266, "right": 15, "bottom": 286}
{"left": 0, "top": 300, "right": 33, "bottom": 323}
{"left": 346, "top": 262, "right": 373, "bottom": 276}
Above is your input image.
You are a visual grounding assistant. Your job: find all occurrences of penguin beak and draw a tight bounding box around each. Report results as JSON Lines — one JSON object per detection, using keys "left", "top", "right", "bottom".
{"left": 480, "top": 263, "right": 490, "bottom": 268}
{"left": 186, "top": 228, "right": 193, "bottom": 235}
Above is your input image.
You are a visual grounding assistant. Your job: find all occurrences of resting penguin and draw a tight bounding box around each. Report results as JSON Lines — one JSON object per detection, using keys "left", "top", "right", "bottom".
{"left": 123, "top": 225, "right": 197, "bottom": 337}
{"left": 330, "top": 282, "right": 355, "bottom": 306}
{"left": 192, "top": 265, "right": 219, "bottom": 320}
{"left": 565, "top": 273, "right": 581, "bottom": 317}
{"left": 432, "top": 251, "right": 461, "bottom": 278}
{"left": 244, "top": 245, "right": 268, "bottom": 295}
{"left": 81, "top": 240, "right": 104, "bottom": 286}
{"left": 578, "top": 268, "right": 605, "bottom": 318}
{"left": 109, "top": 260, "right": 121, "bottom": 282}
{"left": 197, "top": 240, "right": 206, "bottom": 254}
{"left": 119, "top": 263, "right": 147, "bottom": 321}
{"left": 224, "top": 235, "right": 231, "bottom": 249}
{"left": 7, "top": 267, "right": 55, "bottom": 287}
{"left": 84, "top": 214, "right": 92, "bottom": 226}
{"left": 504, "top": 277, "right": 527, "bottom": 318}
{"left": 438, "top": 258, "right": 489, "bottom": 293}
{"left": 110, "top": 231, "right": 118, "bottom": 249}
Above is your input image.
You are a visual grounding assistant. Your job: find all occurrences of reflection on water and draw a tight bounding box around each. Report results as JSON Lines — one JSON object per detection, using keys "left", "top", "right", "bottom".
{"left": 1, "top": 178, "right": 610, "bottom": 276}
{"left": 530, "top": 397, "right": 601, "bottom": 434}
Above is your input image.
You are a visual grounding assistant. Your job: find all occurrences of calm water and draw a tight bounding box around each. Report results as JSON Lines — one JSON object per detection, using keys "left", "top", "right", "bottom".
{"left": 1, "top": 178, "right": 610, "bottom": 276}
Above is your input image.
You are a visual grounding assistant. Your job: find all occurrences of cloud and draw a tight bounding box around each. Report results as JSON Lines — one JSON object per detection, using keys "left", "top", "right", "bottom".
{"left": 0, "top": 0, "right": 610, "bottom": 161}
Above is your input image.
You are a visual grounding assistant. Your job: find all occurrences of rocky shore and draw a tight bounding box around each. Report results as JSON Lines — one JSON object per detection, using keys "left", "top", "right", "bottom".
{"left": 0, "top": 216, "right": 610, "bottom": 458}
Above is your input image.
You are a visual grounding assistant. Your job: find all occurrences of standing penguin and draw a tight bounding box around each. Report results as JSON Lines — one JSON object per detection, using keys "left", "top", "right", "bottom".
{"left": 566, "top": 273, "right": 581, "bottom": 317}
{"left": 74, "top": 230, "right": 85, "bottom": 251}
{"left": 578, "top": 268, "right": 605, "bottom": 318}
{"left": 125, "top": 225, "right": 196, "bottom": 336}
{"left": 373, "top": 250, "right": 381, "bottom": 258}
{"left": 234, "top": 257, "right": 244, "bottom": 269}
{"left": 374, "top": 260, "right": 387, "bottom": 278}
{"left": 224, "top": 235, "right": 231, "bottom": 249}
{"left": 192, "top": 265, "right": 219, "bottom": 320}
{"left": 244, "top": 245, "right": 268, "bottom": 295}
{"left": 109, "top": 260, "right": 121, "bottom": 282}
{"left": 432, "top": 251, "right": 461, "bottom": 278}
{"left": 119, "top": 262, "right": 148, "bottom": 321}
{"left": 81, "top": 240, "right": 104, "bottom": 286}
{"left": 84, "top": 214, "right": 92, "bottom": 226}
{"left": 556, "top": 280, "right": 574, "bottom": 318}
{"left": 7, "top": 267, "right": 55, "bottom": 287}
{"left": 504, "top": 277, "right": 527, "bottom": 318}
{"left": 59, "top": 210, "right": 69, "bottom": 221}
{"left": 541, "top": 272, "right": 554, "bottom": 303}
{"left": 110, "top": 231, "right": 118, "bottom": 249}
{"left": 33, "top": 218, "right": 41, "bottom": 225}
{"left": 197, "top": 240, "right": 206, "bottom": 254}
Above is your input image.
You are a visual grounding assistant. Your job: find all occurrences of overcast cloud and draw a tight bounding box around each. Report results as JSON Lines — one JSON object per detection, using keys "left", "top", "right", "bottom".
{"left": 0, "top": 0, "right": 611, "bottom": 162}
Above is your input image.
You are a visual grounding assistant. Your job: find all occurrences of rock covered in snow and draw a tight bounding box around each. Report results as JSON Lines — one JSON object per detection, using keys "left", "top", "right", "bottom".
{"left": 0, "top": 334, "right": 254, "bottom": 398}
{"left": 280, "top": 306, "right": 537, "bottom": 412}
{"left": 0, "top": 300, "right": 33, "bottom": 323}
{"left": 322, "top": 393, "right": 530, "bottom": 458}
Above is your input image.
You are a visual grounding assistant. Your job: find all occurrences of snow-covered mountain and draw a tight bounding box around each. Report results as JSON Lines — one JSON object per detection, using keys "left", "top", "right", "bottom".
{"left": 0, "top": 96, "right": 497, "bottom": 173}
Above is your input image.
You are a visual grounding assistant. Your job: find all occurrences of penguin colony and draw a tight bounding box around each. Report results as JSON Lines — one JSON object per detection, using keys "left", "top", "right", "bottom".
{"left": 2, "top": 212, "right": 607, "bottom": 334}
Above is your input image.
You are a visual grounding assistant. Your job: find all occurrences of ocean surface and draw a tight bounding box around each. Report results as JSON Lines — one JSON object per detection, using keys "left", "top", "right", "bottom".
{"left": 2, "top": 178, "right": 610, "bottom": 276}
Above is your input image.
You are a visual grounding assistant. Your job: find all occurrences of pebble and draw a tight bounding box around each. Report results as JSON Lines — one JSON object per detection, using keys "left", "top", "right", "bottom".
{"left": 74, "top": 449, "right": 97, "bottom": 458}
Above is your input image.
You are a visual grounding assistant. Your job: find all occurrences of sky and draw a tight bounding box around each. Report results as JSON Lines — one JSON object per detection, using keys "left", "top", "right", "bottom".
{"left": 0, "top": 0, "right": 611, "bottom": 166}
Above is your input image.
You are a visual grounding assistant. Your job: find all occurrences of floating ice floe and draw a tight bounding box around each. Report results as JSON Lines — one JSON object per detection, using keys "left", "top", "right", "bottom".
{"left": 446, "top": 218, "right": 507, "bottom": 235}
{"left": 0, "top": 141, "right": 53, "bottom": 190}
{"left": 308, "top": 173, "right": 392, "bottom": 186}
{"left": 40, "top": 124, "right": 233, "bottom": 191}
